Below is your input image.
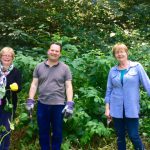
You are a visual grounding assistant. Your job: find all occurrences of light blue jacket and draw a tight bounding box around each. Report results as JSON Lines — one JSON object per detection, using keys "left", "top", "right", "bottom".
{"left": 105, "top": 61, "right": 150, "bottom": 118}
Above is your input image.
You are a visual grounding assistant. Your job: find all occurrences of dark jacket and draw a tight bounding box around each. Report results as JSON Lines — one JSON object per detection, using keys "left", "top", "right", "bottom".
{"left": 2, "top": 67, "right": 22, "bottom": 112}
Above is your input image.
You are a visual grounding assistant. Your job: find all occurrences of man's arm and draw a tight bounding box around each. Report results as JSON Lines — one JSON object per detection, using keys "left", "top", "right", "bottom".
{"left": 29, "top": 78, "right": 39, "bottom": 99}
{"left": 62, "top": 80, "right": 74, "bottom": 117}
{"left": 65, "top": 80, "right": 73, "bottom": 101}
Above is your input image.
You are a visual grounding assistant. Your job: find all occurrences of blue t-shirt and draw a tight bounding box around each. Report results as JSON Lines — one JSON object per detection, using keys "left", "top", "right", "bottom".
{"left": 120, "top": 69, "right": 127, "bottom": 85}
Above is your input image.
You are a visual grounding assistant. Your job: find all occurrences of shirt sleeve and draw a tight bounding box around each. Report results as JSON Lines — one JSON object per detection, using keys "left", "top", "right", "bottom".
{"left": 105, "top": 69, "right": 113, "bottom": 104}
{"left": 65, "top": 65, "right": 72, "bottom": 81}
{"left": 137, "top": 63, "right": 150, "bottom": 96}
{"left": 33, "top": 64, "right": 40, "bottom": 78}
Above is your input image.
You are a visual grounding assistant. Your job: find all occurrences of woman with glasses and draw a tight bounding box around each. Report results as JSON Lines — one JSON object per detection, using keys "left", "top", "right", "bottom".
{"left": 0, "top": 47, "right": 22, "bottom": 150}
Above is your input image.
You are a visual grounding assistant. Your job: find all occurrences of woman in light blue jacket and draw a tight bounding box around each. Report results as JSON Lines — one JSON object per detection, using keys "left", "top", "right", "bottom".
{"left": 105, "top": 43, "right": 150, "bottom": 150}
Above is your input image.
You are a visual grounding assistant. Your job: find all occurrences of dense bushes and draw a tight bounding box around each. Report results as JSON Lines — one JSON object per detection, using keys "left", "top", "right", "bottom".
{"left": 10, "top": 40, "right": 150, "bottom": 149}
{"left": 0, "top": 0, "right": 150, "bottom": 149}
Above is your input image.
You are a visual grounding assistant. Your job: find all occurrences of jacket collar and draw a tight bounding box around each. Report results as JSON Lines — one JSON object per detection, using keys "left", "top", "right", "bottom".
{"left": 113, "top": 61, "right": 139, "bottom": 71}
{"left": 129, "top": 61, "right": 139, "bottom": 67}
{"left": 44, "top": 60, "right": 60, "bottom": 67}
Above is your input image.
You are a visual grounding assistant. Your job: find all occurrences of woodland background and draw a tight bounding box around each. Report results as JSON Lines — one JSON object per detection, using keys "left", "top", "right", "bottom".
{"left": 0, "top": 0, "right": 150, "bottom": 149}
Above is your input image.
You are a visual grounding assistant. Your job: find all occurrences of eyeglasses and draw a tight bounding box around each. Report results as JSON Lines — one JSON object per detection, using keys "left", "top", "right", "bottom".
{"left": 2, "top": 55, "right": 13, "bottom": 58}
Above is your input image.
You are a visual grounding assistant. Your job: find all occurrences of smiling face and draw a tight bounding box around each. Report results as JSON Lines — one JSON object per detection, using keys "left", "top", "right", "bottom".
{"left": 0, "top": 47, "right": 14, "bottom": 67}
{"left": 114, "top": 48, "right": 128, "bottom": 62}
{"left": 113, "top": 44, "right": 128, "bottom": 63}
{"left": 47, "top": 44, "right": 61, "bottom": 62}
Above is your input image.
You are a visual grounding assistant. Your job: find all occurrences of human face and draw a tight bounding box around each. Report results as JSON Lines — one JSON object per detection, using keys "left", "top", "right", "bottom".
{"left": 47, "top": 44, "right": 61, "bottom": 62}
{"left": 114, "top": 48, "right": 128, "bottom": 63}
{"left": 1, "top": 52, "right": 13, "bottom": 66}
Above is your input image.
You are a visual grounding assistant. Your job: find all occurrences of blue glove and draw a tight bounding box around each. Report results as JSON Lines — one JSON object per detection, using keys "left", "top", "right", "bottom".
{"left": 26, "top": 98, "right": 35, "bottom": 111}
{"left": 62, "top": 101, "right": 74, "bottom": 118}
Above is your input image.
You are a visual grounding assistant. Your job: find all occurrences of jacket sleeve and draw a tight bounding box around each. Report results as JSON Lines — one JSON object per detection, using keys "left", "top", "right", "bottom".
{"left": 105, "top": 69, "right": 113, "bottom": 104}
{"left": 14, "top": 68, "right": 22, "bottom": 93}
{"left": 137, "top": 63, "right": 150, "bottom": 96}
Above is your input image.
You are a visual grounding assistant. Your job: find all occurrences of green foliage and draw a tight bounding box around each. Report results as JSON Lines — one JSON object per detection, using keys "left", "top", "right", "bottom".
{"left": 0, "top": 0, "right": 150, "bottom": 149}
{"left": 0, "top": 125, "right": 6, "bottom": 133}
{"left": 140, "top": 118, "right": 150, "bottom": 138}
{"left": 4, "top": 99, "right": 13, "bottom": 112}
{"left": 80, "top": 120, "right": 112, "bottom": 145}
{"left": 14, "top": 52, "right": 44, "bottom": 91}
{"left": 0, "top": 0, "right": 150, "bottom": 53}
{"left": 61, "top": 140, "right": 72, "bottom": 150}
{"left": 140, "top": 91, "right": 150, "bottom": 118}
{"left": 71, "top": 50, "right": 115, "bottom": 92}
{"left": 139, "top": 91, "right": 150, "bottom": 144}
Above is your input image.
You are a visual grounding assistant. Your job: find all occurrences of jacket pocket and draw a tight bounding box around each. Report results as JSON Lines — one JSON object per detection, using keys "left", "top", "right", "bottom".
{"left": 110, "top": 94, "right": 123, "bottom": 106}
{"left": 128, "top": 70, "right": 138, "bottom": 76}
{"left": 111, "top": 72, "right": 118, "bottom": 79}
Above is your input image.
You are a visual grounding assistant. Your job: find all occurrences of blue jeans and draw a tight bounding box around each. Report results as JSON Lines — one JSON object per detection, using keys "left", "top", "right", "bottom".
{"left": 37, "top": 101, "right": 64, "bottom": 150}
{"left": 113, "top": 117, "right": 144, "bottom": 150}
{"left": 0, "top": 107, "right": 11, "bottom": 150}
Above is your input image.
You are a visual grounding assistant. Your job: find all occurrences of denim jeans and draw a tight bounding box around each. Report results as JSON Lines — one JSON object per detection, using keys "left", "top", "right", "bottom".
{"left": 37, "top": 101, "right": 64, "bottom": 150}
{"left": 113, "top": 117, "right": 145, "bottom": 150}
{"left": 0, "top": 107, "right": 11, "bottom": 150}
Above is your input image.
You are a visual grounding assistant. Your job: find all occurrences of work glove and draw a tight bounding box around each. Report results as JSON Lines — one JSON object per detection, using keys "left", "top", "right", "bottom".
{"left": 62, "top": 101, "right": 74, "bottom": 118}
{"left": 26, "top": 98, "right": 35, "bottom": 111}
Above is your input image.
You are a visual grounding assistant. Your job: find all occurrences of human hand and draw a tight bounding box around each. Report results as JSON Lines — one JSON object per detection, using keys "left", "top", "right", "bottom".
{"left": 105, "top": 108, "right": 112, "bottom": 126}
{"left": 62, "top": 101, "right": 74, "bottom": 118}
{"left": 26, "top": 98, "right": 35, "bottom": 111}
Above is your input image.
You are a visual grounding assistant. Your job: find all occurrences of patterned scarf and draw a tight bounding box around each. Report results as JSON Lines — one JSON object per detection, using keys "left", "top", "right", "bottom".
{"left": 0, "top": 63, "right": 14, "bottom": 100}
